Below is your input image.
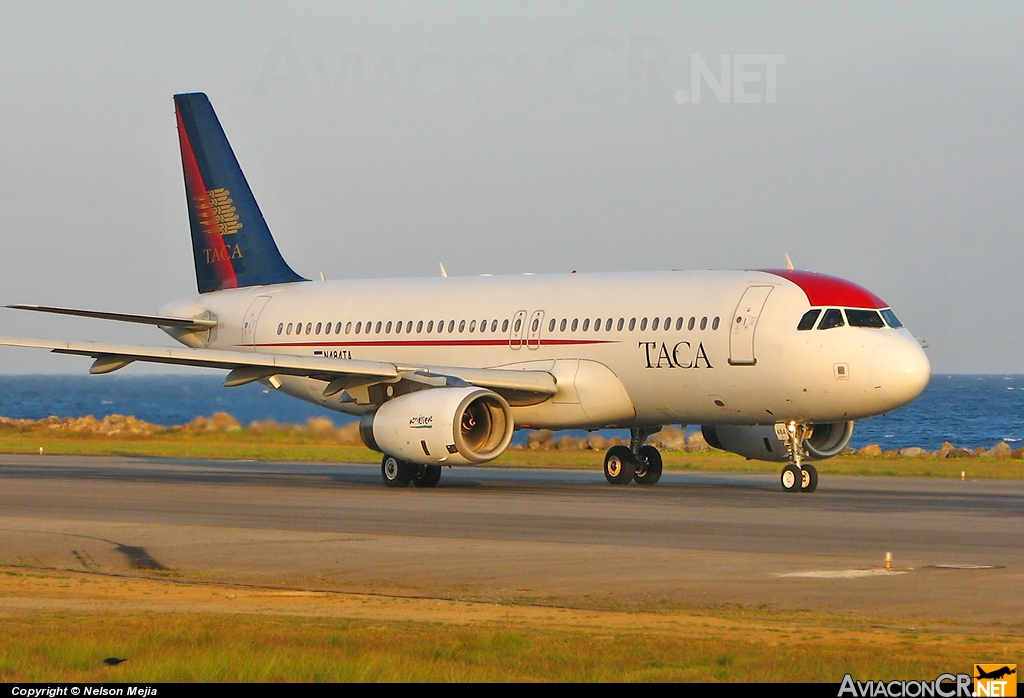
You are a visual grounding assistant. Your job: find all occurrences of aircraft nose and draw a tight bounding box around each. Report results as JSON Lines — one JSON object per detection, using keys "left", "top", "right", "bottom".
{"left": 870, "top": 335, "right": 931, "bottom": 410}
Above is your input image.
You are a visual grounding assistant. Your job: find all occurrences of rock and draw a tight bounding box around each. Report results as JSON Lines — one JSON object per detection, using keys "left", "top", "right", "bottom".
{"left": 526, "top": 430, "right": 553, "bottom": 450}
{"left": 858, "top": 444, "right": 883, "bottom": 457}
{"left": 335, "top": 422, "right": 361, "bottom": 443}
{"left": 306, "top": 416, "right": 336, "bottom": 434}
{"left": 1013, "top": 447, "right": 1024, "bottom": 459}
{"left": 899, "top": 447, "right": 928, "bottom": 458}
{"left": 652, "top": 427, "right": 687, "bottom": 451}
{"left": 585, "top": 434, "right": 608, "bottom": 451}
{"left": 933, "top": 442, "right": 956, "bottom": 458}
{"left": 555, "top": 435, "right": 584, "bottom": 451}
{"left": 883, "top": 449, "right": 900, "bottom": 457}
{"left": 209, "top": 412, "right": 241, "bottom": 431}
{"left": 946, "top": 448, "right": 974, "bottom": 458}
{"left": 686, "top": 432, "right": 710, "bottom": 452}
{"left": 981, "top": 442, "right": 1012, "bottom": 459}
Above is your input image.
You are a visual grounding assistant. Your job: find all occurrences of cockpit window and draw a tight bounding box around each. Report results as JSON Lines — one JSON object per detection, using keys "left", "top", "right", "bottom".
{"left": 797, "top": 309, "right": 821, "bottom": 331}
{"left": 845, "top": 309, "right": 885, "bottom": 328}
{"left": 881, "top": 309, "right": 903, "bottom": 328}
{"left": 817, "top": 308, "right": 845, "bottom": 330}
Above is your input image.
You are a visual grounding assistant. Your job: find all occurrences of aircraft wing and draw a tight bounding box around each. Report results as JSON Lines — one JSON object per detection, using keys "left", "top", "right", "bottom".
{"left": 0, "top": 337, "right": 558, "bottom": 400}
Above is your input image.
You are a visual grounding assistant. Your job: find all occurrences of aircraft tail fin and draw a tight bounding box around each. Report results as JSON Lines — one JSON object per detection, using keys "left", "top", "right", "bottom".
{"left": 173, "top": 92, "right": 306, "bottom": 294}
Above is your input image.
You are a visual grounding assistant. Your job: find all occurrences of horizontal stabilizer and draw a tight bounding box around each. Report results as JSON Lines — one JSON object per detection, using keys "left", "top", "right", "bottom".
{"left": 6, "top": 305, "right": 217, "bottom": 330}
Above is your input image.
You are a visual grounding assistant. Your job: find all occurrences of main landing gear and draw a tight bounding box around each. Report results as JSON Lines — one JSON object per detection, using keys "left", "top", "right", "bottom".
{"left": 381, "top": 455, "right": 442, "bottom": 488}
{"left": 603, "top": 427, "right": 663, "bottom": 486}
{"left": 779, "top": 422, "right": 818, "bottom": 493}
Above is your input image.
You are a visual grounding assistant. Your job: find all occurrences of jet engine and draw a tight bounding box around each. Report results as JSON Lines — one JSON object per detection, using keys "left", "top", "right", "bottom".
{"left": 360, "top": 386, "right": 514, "bottom": 466}
{"left": 701, "top": 421, "right": 855, "bottom": 462}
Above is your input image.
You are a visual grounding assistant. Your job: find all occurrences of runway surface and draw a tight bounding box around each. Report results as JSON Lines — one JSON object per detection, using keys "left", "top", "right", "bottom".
{"left": 0, "top": 453, "right": 1021, "bottom": 629}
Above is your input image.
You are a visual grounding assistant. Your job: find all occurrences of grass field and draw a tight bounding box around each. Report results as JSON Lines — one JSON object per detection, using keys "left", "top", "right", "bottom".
{"left": 0, "top": 569, "right": 1019, "bottom": 682}
{"left": 1, "top": 425, "right": 1023, "bottom": 480}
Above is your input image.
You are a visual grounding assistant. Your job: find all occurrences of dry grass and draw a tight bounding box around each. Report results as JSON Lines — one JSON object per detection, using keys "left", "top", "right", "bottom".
{"left": 0, "top": 569, "right": 1019, "bottom": 682}
{"left": 1, "top": 426, "right": 1022, "bottom": 479}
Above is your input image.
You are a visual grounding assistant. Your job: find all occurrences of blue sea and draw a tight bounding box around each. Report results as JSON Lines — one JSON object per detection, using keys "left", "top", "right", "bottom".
{"left": 0, "top": 374, "right": 1020, "bottom": 451}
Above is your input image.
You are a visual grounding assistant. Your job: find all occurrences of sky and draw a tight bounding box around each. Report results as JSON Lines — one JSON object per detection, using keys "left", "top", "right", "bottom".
{"left": 0, "top": 1, "right": 1020, "bottom": 374}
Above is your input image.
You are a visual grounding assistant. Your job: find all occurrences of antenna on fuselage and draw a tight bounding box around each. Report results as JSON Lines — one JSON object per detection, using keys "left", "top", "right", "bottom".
{"left": 439, "top": 263, "right": 448, "bottom": 278}
{"left": 784, "top": 253, "right": 794, "bottom": 271}
{"left": 319, "top": 271, "right": 326, "bottom": 281}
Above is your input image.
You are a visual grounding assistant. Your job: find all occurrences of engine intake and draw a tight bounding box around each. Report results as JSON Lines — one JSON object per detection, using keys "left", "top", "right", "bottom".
{"left": 702, "top": 421, "right": 855, "bottom": 462}
{"left": 360, "top": 386, "right": 514, "bottom": 465}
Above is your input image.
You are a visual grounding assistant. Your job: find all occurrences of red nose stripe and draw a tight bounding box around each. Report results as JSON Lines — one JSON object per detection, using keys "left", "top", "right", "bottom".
{"left": 761, "top": 269, "right": 886, "bottom": 309}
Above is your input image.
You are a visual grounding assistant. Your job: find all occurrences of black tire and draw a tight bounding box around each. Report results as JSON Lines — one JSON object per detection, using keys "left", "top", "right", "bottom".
{"left": 800, "top": 463, "right": 818, "bottom": 493}
{"left": 412, "top": 464, "right": 442, "bottom": 488}
{"left": 381, "top": 455, "right": 413, "bottom": 487}
{"left": 780, "top": 464, "right": 802, "bottom": 493}
{"left": 604, "top": 445, "right": 637, "bottom": 485}
{"left": 634, "top": 445, "right": 663, "bottom": 485}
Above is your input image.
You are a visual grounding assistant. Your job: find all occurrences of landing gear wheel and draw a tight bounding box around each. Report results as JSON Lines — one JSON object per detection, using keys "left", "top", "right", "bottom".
{"left": 800, "top": 464, "right": 818, "bottom": 493}
{"left": 381, "top": 455, "right": 413, "bottom": 487}
{"left": 604, "top": 445, "right": 637, "bottom": 485}
{"left": 412, "top": 464, "right": 442, "bottom": 488}
{"left": 780, "top": 464, "right": 802, "bottom": 493}
{"left": 634, "top": 445, "right": 663, "bottom": 485}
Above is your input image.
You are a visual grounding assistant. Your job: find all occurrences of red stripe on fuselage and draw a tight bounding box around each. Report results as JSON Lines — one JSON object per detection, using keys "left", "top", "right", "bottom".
{"left": 250, "top": 338, "right": 616, "bottom": 348}
{"left": 761, "top": 269, "right": 886, "bottom": 309}
{"left": 176, "top": 108, "right": 238, "bottom": 290}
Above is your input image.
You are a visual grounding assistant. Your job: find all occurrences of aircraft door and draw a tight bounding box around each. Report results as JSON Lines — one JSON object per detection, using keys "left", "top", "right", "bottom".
{"left": 728, "top": 286, "right": 773, "bottom": 365}
{"left": 509, "top": 310, "right": 527, "bottom": 349}
{"left": 527, "top": 310, "right": 544, "bottom": 349}
{"left": 242, "top": 295, "right": 272, "bottom": 351}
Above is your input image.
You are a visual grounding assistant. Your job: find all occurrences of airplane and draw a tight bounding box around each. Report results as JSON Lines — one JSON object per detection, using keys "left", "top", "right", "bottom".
{"left": 0, "top": 93, "right": 931, "bottom": 492}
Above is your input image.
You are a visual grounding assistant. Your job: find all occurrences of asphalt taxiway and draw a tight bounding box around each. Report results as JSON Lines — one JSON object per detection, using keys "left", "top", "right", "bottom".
{"left": 0, "top": 453, "right": 1021, "bottom": 628}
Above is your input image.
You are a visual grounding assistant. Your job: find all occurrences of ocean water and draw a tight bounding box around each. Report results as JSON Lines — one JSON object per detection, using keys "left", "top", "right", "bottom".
{"left": 0, "top": 373, "right": 1020, "bottom": 451}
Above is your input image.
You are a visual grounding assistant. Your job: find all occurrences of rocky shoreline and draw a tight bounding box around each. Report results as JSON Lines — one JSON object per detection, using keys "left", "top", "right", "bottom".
{"left": 2, "top": 414, "right": 1021, "bottom": 459}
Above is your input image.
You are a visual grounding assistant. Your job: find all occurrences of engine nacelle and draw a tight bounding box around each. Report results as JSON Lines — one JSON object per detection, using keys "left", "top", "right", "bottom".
{"left": 360, "top": 386, "right": 514, "bottom": 466}
{"left": 701, "top": 421, "right": 855, "bottom": 462}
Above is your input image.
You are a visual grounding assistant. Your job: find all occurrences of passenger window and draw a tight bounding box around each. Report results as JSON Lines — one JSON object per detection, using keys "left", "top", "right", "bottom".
{"left": 664, "top": 317, "right": 670, "bottom": 330}
{"left": 688, "top": 317, "right": 695, "bottom": 330}
{"left": 479, "top": 318, "right": 486, "bottom": 332}
{"left": 629, "top": 318, "right": 636, "bottom": 331}
{"left": 881, "top": 309, "right": 903, "bottom": 328}
{"left": 582, "top": 319, "right": 590, "bottom": 331}
{"left": 532, "top": 318, "right": 539, "bottom": 332}
{"left": 712, "top": 317, "right": 720, "bottom": 330}
{"left": 491, "top": 320, "right": 499, "bottom": 332}
{"left": 336, "top": 322, "right": 343, "bottom": 334}
{"left": 355, "top": 322, "right": 362, "bottom": 334}
{"left": 797, "top": 309, "right": 821, "bottom": 331}
{"left": 846, "top": 309, "right": 885, "bottom": 328}
{"left": 286, "top": 323, "right": 293, "bottom": 335}
{"left": 395, "top": 321, "right": 403, "bottom": 334}
{"left": 560, "top": 318, "right": 567, "bottom": 332}
{"left": 502, "top": 319, "right": 509, "bottom": 332}
{"left": 548, "top": 318, "right": 555, "bottom": 332}
{"left": 304, "top": 323, "right": 312, "bottom": 334}
{"left": 470, "top": 320, "right": 477, "bottom": 332}
{"left": 513, "top": 318, "right": 521, "bottom": 332}
{"left": 277, "top": 323, "right": 283, "bottom": 335}
{"left": 426, "top": 320, "right": 434, "bottom": 333}
{"left": 700, "top": 317, "right": 707, "bottom": 330}
{"left": 324, "top": 322, "right": 332, "bottom": 335}
{"left": 315, "top": 322, "right": 322, "bottom": 335}
{"left": 416, "top": 320, "right": 423, "bottom": 333}
{"left": 675, "top": 317, "right": 683, "bottom": 331}
{"left": 384, "top": 321, "right": 391, "bottom": 334}
{"left": 459, "top": 320, "right": 466, "bottom": 333}
{"left": 437, "top": 320, "right": 444, "bottom": 333}
{"left": 375, "top": 321, "right": 382, "bottom": 334}
{"left": 448, "top": 320, "right": 455, "bottom": 333}
{"left": 617, "top": 318, "right": 624, "bottom": 331}
{"left": 571, "top": 318, "right": 578, "bottom": 331}
{"left": 640, "top": 318, "right": 647, "bottom": 331}
{"left": 817, "top": 308, "right": 845, "bottom": 330}
{"left": 345, "top": 322, "right": 352, "bottom": 334}
{"left": 652, "top": 317, "right": 660, "bottom": 331}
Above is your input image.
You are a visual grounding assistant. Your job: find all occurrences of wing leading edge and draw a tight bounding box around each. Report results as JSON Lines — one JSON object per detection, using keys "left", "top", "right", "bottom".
{"left": 0, "top": 336, "right": 558, "bottom": 401}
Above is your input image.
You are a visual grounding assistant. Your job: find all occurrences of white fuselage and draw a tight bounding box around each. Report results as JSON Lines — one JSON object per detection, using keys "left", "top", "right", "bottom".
{"left": 160, "top": 269, "right": 930, "bottom": 430}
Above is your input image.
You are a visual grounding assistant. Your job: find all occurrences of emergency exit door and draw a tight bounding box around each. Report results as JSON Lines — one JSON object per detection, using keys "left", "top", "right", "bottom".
{"left": 728, "top": 286, "right": 773, "bottom": 365}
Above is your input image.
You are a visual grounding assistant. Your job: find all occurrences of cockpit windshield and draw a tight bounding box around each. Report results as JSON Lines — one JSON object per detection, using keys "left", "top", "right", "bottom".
{"left": 845, "top": 309, "right": 885, "bottom": 328}
{"left": 880, "top": 309, "right": 903, "bottom": 328}
{"left": 817, "top": 308, "right": 845, "bottom": 330}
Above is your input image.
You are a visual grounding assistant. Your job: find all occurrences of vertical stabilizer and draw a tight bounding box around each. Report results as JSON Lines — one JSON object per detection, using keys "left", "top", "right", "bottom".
{"left": 174, "top": 92, "right": 306, "bottom": 293}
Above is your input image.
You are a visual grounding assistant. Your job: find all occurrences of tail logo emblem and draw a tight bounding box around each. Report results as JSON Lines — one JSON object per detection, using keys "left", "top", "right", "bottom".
{"left": 194, "top": 187, "right": 243, "bottom": 237}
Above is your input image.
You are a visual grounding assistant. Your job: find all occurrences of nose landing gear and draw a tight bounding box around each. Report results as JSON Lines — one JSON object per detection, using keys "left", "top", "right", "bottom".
{"left": 779, "top": 421, "right": 818, "bottom": 493}
{"left": 603, "top": 427, "right": 664, "bottom": 485}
